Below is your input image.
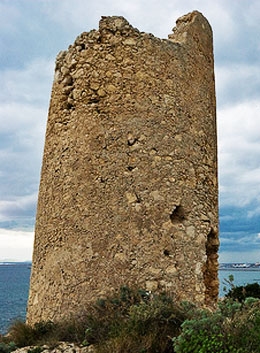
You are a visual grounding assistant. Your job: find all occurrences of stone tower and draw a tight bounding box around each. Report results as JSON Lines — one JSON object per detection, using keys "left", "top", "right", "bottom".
{"left": 27, "top": 11, "right": 219, "bottom": 324}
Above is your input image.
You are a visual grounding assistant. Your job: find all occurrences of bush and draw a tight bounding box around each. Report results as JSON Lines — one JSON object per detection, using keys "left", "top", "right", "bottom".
{"left": 7, "top": 284, "right": 260, "bottom": 353}
{"left": 172, "top": 305, "right": 232, "bottom": 353}
{"left": 0, "top": 342, "right": 17, "bottom": 353}
{"left": 4, "top": 287, "right": 186, "bottom": 353}
{"left": 228, "top": 298, "right": 260, "bottom": 352}
{"left": 84, "top": 287, "right": 185, "bottom": 353}
{"left": 173, "top": 298, "right": 260, "bottom": 353}
{"left": 7, "top": 320, "right": 55, "bottom": 347}
{"left": 226, "top": 282, "right": 260, "bottom": 302}
{"left": 223, "top": 275, "right": 260, "bottom": 302}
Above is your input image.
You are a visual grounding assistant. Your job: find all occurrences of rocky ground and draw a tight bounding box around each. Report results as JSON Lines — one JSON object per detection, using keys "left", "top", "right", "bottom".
{"left": 13, "top": 342, "right": 96, "bottom": 353}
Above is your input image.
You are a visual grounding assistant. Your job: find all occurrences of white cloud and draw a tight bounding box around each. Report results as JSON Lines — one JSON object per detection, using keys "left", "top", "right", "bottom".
{"left": 219, "top": 249, "right": 260, "bottom": 263}
{"left": 0, "top": 101, "right": 46, "bottom": 200}
{"left": 216, "top": 64, "right": 260, "bottom": 106}
{"left": 246, "top": 2, "right": 260, "bottom": 29}
{"left": 39, "top": 0, "right": 237, "bottom": 40}
{"left": 0, "top": 58, "right": 54, "bottom": 106}
{"left": 247, "top": 206, "right": 260, "bottom": 219}
{"left": 0, "top": 59, "right": 52, "bottom": 151}
{"left": 0, "top": 2, "right": 20, "bottom": 32}
{"left": 0, "top": 59, "right": 50, "bottom": 224}
{"left": 0, "top": 103, "right": 47, "bottom": 135}
{"left": 218, "top": 99, "right": 260, "bottom": 207}
{"left": 0, "top": 229, "right": 34, "bottom": 262}
{"left": 0, "top": 193, "right": 38, "bottom": 222}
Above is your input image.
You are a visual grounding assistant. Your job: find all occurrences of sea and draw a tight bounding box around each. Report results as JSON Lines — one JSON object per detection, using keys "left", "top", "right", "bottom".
{"left": 0, "top": 262, "right": 31, "bottom": 334}
{"left": 1, "top": 263, "right": 260, "bottom": 335}
{"left": 218, "top": 268, "right": 260, "bottom": 297}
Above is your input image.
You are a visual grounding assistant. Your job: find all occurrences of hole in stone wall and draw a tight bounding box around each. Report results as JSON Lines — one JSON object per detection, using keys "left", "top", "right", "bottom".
{"left": 127, "top": 166, "right": 136, "bottom": 171}
{"left": 136, "top": 194, "right": 141, "bottom": 203}
{"left": 163, "top": 249, "right": 170, "bottom": 256}
{"left": 127, "top": 137, "right": 138, "bottom": 146}
{"left": 96, "top": 176, "right": 107, "bottom": 183}
{"left": 88, "top": 98, "right": 100, "bottom": 104}
{"left": 203, "top": 227, "right": 219, "bottom": 304}
{"left": 66, "top": 102, "right": 74, "bottom": 110}
{"left": 170, "top": 205, "right": 185, "bottom": 223}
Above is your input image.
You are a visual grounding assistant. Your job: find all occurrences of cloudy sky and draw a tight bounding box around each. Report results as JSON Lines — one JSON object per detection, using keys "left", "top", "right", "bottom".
{"left": 0, "top": 0, "right": 259, "bottom": 262}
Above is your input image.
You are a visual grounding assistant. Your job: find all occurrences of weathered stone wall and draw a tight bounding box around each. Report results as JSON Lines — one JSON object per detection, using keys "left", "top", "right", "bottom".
{"left": 27, "top": 11, "right": 219, "bottom": 325}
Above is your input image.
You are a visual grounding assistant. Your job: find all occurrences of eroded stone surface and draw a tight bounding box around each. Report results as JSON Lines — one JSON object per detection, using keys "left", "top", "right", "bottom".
{"left": 27, "top": 11, "right": 219, "bottom": 325}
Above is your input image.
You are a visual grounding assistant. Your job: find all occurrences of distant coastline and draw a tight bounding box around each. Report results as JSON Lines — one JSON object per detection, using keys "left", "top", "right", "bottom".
{"left": 1, "top": 261, "right": 260, "bottom": 270}
{"left": 0, "top": 261, "right": 31, "bottom": 264}
{"left": 220, "top": 268, "right": 260, "bottom": 271}
{"left": 220, "top": 263, "right": 260, "bottom": 270}
{"left": 0, "top": 261, "right": 31, "bottom": 268}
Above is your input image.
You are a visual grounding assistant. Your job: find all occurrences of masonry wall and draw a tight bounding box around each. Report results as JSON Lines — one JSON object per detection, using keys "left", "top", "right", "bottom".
{"left": 27, "top": 11, "right": 219, "bottom": 325}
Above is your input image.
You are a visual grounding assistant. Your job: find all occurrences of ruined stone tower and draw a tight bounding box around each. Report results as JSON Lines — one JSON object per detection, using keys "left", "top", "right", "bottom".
{"left": 27, "top": 11, "right": 219, "bottom": 324}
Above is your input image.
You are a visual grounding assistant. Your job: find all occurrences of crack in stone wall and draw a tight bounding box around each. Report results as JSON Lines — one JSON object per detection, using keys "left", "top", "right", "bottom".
{"left": 27, "top": 11, "right": 219, "bottom": 325}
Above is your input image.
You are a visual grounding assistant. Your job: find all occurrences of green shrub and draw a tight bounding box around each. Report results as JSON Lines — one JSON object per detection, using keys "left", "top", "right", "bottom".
{"left": 0, "top": 342, "right": 17, "bottom": 353}
{"left": 8, "top": 320, "right": 38, "bottom": 347}
{"left": 85, "top": 287, "right": 185, "bottom": 352}
{"left": 10, "top": 285, "right": 260, "bottom": 353}
{"left": 223, "top": 275, "right": 260, "bottom": 302}
{"left": 228, "top": 299, "right": 260, "bottom": 352}
{"left": 173, "top": 306, "right": 229, "bottom": 353}
{"left": 4, "top": 286, "right": 185, "bottom": 353}
{"left": 226, "top": 282, "right": 260, "bottom": 302}
{"left": 173, "top": 298, "right": 260, "bottom": 353}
